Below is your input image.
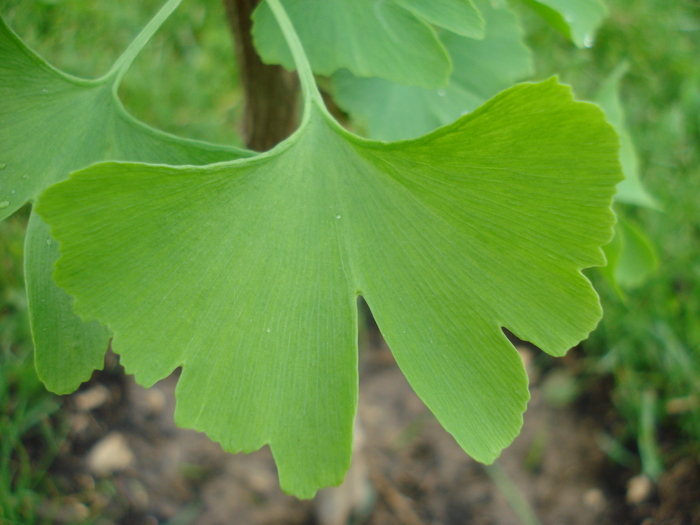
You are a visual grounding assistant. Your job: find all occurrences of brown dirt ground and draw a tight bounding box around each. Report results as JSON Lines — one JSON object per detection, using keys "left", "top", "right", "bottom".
{"left": 38, "top": 332, "right": 700, "bottom": 525}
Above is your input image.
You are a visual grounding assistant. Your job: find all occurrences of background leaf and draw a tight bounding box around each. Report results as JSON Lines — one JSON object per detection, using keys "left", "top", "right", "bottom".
{"left": 333, "top": 0, "right": 533, "bottom": 140}
{"left": 392, "top": 0, "right": 485, "bottom": 38}
{"left": 605, "top": 216, "right": 658, "bottom": 291}
{"left": 0, "top": 9, "right": 253, "bottom": 393}
{"left": 595, "top": 63, "right": 659, "bottom": 209}
{"left": 520, "top": 0, "right": 607, "bottom": 48}
{"left": 252, "top": 0, "right": 452, "bottom": 88}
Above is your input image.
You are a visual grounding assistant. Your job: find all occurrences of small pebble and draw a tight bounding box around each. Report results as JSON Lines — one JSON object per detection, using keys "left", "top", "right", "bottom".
{"left": 626, "top": 475, "right": 653, "bottom": 505}
{"left": 87, "top": 432, "right": 135, "bottom": 475}
{"left": 51, "top": 501, "right": 90, "bottom": 523}
{"left": 583, "top": 488, "right": 605, "bottom": 511}
{"left": 145, "top": 388, "right": 166, "bottom": 414}
{"left": 70, "top": 413, "right": 90, "bottom": 434}
{"left": 74, "top": 385, "right": 110, "bottom": 411}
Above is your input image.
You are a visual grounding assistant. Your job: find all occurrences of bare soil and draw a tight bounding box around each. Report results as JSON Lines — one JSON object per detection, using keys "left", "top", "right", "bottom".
{"left": 39, "top": 333, "right": 700, "bottom": 525}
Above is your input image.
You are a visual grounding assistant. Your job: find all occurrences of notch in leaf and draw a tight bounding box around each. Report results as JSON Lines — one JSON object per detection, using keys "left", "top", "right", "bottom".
{"left": 37, "top": 0, "right": 622, "bottom": 497}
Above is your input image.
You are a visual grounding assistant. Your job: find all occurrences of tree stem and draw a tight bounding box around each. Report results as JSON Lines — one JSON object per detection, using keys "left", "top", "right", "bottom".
{"left": 222, "top": 0, "right": 300, "bottom": 151}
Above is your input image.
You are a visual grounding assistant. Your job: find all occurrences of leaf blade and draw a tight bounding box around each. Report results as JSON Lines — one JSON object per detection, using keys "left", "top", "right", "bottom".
{"left": 38, "top": 79, "right": 622, "bottom": 496}
{"left": 393, "top": 0, "right": 485, "bottom": 38}
{"left": 252, "top": 0, "right": 451, "bottom": 88}
{"left": 521, "top": 0, "right": 607, "bottom": 48}
{"left": 334, "top": 0, "right": 533, "bottom": 140}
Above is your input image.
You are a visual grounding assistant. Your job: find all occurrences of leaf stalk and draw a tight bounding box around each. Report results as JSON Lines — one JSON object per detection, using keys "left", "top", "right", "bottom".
{"left": 104, "top": 0, "right": 184, "bottom": 85}
{"left": 264, "top": 0, "right": 326, "bottom": 112}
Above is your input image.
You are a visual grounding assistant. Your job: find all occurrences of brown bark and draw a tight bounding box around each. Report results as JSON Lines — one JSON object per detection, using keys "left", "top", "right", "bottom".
{"left": 222, "top": 0, "right": 300, "bottom": 151}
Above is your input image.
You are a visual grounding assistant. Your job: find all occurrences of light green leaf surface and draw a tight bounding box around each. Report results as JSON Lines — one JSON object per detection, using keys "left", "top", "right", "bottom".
{"left": 0, "top": 0, "right": 252, "bottom": 393}
{"left": 252, "top": 0, "right": 452, "bottom": 88}
{"left": 595, "top": 63, "right": 659, "bottom": 208}
{"left": 38, "top": 0, "right": 621, "bottom": 497}
{"left": 521, "top": 0, "right": 607, "bottom": 47}
{"left": 333, "top": 0, "right": 533, "bottom": 140}
{"left": 392, "top": 0, "right": 485, "bottom": 38}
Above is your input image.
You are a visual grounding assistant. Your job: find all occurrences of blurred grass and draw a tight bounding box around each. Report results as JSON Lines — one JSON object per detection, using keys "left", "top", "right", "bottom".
{"left": 523, "top": 0, "right": 700, "bottom": 474}
{"left": 2, "top": 0, "right": 245, "bottom": 146}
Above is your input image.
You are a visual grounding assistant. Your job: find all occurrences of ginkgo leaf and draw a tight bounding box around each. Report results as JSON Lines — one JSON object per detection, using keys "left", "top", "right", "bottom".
{"left": 38, "top": 80, "right": 620, "bottom": 494}
{"left": 601, "top": 216, "right": 658, "bottom": 292}
{"left": 24, "top": 214, "right": 111, "bottom": 394}
{"left": 594, "top": 65, "right": 658, "bottom": 294}
{"left": 521, "top": 0, "right": 607, "bottom": 48}
{"left": 0, "top": 0, "right": 252, "bottom": 393}
{"left": 595, "top": 63, "right": 659, "bottom": 209}
{"left": 37, "top": 0, "right": 621, "bottom": 498}
{"left": 252, "top": 0, "right": 453, "bottom": 88}
{"left": 333, "top": 0, "right": 533, "bottom": 140}
{"left": 392, "top": 0, "right": 485, "bottom": 38}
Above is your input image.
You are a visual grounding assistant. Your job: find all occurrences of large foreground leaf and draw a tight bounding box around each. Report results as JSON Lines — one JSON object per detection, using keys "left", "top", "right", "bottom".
{"left": 333, "top": 0, "right": 533, "bottom": 140}
{"left": 252, "top": 0, "right": 460, "bottom": 89}
{"left": 38, "top": 0, "right": 621, "bottom": 497}
{"left": 0, "top": 0, "right": 252, "bottom": 393}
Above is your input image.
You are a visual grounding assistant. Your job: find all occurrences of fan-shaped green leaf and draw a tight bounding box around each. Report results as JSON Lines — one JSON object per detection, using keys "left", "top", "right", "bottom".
{"left": 38, "top": 84, "right": 623, "bottom": 497}
{"left": 252, "top": 0, "right": 452, "bottom": 88}
{"left": 0, "top": 0, "right": 253, "bottom": 393}
{"left": 333, "top": 0, "right": 532, "bottom": 140}
{"left": 521, "top": 0, "right": 607, "bottom": 48}
{"left": 595, "top": 63, "right": 659, "bottom": 209}
{"left": 393, "top": 0, "right": 485, "bottom": 38}
{"left": 37, "top": 0, "right": 621, "bottom": 497}
{"left": 601, "top": 215, "right": 658, "bottom": 293}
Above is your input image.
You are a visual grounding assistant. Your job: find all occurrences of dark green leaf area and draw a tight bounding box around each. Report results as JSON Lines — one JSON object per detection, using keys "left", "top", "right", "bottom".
{"left": 0, "top": 15, "right": 252, "bottom": 394}
{"left": 37, "top": 79, "right": 622, "bottom": 498}
{"left": 0, "top": 16, "right": 251, "bottom": 222}
{"left": 252, "top": 0, "right": 454, "bottom": 89}
{"left": 333, "top": 0, "right": 533, "bottom": 140}
{"left": 392, "top": 0, "right": 485, "bottom": 38}
{"left": 520, "top": 0, "right": 607, "bottom": 48}
{"left": 595, "top": 63, "right": 658, "bottom": 208}
{"left": 25, "top": 214, "right": 111, "bottom": 394}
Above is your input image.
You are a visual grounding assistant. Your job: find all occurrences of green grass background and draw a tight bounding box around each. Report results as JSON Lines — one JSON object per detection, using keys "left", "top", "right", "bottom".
{"left": 0, "top": 0, "right": 699, "bottom": 520}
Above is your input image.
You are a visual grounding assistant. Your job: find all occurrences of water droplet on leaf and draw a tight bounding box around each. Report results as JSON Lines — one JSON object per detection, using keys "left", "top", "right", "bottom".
{"left": 266, "top": 328, "right": 271, "bottom": 333}
{"left": 335, "top": 215, "right": 341, "bottom": 219}
{"left": 437, "top": 89, "right": 446, "bottom": 97}
{"left": 46, "top": 239, "right": 52, "bottom": 246}
{"left": 583, "top": 34, "right": 595, "bottom": 48}
{"left": 0, "top": 201, "right": 9, "bottom": 209}
{"left": 0, "top": 164, "right": 6, "bottom": 170}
